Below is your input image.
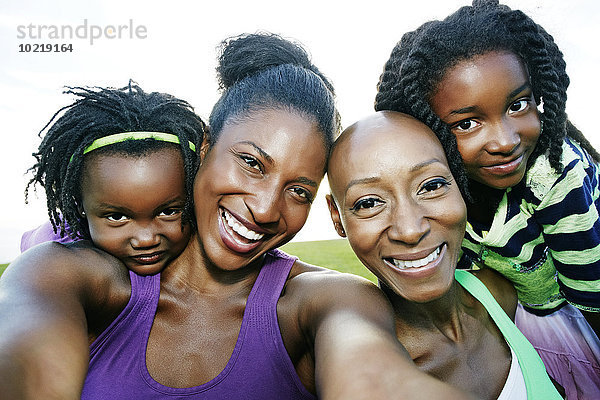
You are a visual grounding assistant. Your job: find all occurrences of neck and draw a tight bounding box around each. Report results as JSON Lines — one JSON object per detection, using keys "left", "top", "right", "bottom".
{"left": 161, "top": 233, "right": 264, "bottom": 295}
{"left": 383, "top": 280, "right": 468, "bottom": 343}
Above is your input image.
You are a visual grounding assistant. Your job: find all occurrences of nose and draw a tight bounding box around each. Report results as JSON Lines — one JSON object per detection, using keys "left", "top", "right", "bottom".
{"left": 130, "top": 223, "right": 161, "bottom": 249}
{"left": 245, "top": 183, "right": 283, "bottom": 226}
{"left": 486, "top": 118, "right": 520, "bottom": 154}
{"left": 386, "top": 200, "right": 429, "bottom": 245}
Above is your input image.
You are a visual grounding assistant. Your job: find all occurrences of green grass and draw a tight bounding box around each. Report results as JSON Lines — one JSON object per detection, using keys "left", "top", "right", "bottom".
{"left": 281, "top": 239, "right": 376, "bottom": 283}
{"left": 0, "top": 240, "right": 374, "bottom": 282}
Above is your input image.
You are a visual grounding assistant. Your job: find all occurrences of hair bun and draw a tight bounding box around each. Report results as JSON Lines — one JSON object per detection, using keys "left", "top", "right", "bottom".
{"left": 472, "top": 0, "right": 500, "bottom": 9}
{"left": 216, "top": 32, "right": 315, "bottom": 90}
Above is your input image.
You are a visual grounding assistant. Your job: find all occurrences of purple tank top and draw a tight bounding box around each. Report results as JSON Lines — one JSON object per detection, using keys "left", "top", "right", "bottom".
{"left": 20, "top": 220, "right": 76, "bottom": 252}
{"left": 81, "top": 249, "right": 316, "bottom": 400}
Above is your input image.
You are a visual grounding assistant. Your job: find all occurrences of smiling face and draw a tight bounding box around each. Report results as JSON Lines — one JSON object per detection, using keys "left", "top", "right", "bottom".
{"left": 430, "top": 51, "right": 541, "bottom": 190}
{"left": 80, "top": 147, "right": 190, "bottom": 275}
{"left": 193, "top": 108, "right": 327, "bottom": 271}
{"left": 327, "top": 112, "right": 466, "bottom": 303}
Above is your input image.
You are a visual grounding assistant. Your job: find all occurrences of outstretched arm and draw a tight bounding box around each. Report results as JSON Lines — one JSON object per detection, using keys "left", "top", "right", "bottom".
{"left": 0, "top": 242, "right": 126, "bottom": 400}
{"left": 293, "top": 267, "right": 477, "bottom": 400}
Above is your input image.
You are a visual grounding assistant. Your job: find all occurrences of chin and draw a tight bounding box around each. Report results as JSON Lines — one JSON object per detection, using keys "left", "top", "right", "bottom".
{"left": 127, "top": 262, "right": 166, "bottom": 276}
{"left": 406, "top": 280, "right": 454, "bottom": 304}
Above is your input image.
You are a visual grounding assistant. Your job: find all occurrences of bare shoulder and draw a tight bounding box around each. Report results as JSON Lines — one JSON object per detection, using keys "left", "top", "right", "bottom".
{"left": 6, "top": 240, "right": 127, "bottom": 286}
{"left": 2, "top": 240, "right": 131, "bottom": 319}
{"left": 285, "top": 259, "right": 392, "bottom": 323}
{"left": 470, "top": 268, "right": 518, "bottom": 319}
{"left": 288, "top": 259, "right": 383, "bottom": 299}
{"left": 0, "top": 241, "right": 131, "bottom": 399}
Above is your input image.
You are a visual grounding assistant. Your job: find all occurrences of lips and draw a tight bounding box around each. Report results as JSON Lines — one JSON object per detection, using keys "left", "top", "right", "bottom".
{"left": 481, "top": 153, "right": 524, "bottom": 175}
{"left": 218, "top": 208, "right": 268, "bottom": 254}
{"left": 383, "top": 244, "right": 446, "bottom": 276}
{"left": 387, "top": 246, "right": 441, "bottom": 269}
{"left": 130, "top": 251, "right": 165, "bottom": 265}
{"left": 223, "top": 209, "right": 265, "bottom": 240}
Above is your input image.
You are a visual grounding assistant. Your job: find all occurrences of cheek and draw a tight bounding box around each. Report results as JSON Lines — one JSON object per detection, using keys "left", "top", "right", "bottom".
{"left": 283, "top": 203, "right": 312, "bottom": 235}
{"left": 429, "top": 193, "right": 466, "bottom": 243}
{"left": 443, "top": 202, "right": 467, "bottom": 264}
{"left": 446, "top": 194, "right": 467, "bottom": 230}
{"left": 345, "top": 220, "right": 381, "bottom": 262}
{"left": 450, "top": 202, "right": 467, "bottom": 231}
{"left": 454, "top": 135, "right": 481, "bottom": 167}
{"left": 193, "top": 168, "right": 222, "bottom": 213}
{"left": 87, "top": 223, "right": 124, "bottom": 253}
{"left": 194, "top": 158, "right": 244, "bottom": 200}
{"left": 522, "top": 116, "right": 541, "bottom": 145}
{"left": 166, "top": 223, "right": 191, "bottom": 245}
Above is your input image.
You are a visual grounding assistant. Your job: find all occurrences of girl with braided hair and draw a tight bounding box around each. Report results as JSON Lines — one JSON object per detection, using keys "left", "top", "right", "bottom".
{"left": 20, "top": 81, "right": 207, "bottom": 276}
{"left": 375, "top": 1, "right": 600, "bottom": 397}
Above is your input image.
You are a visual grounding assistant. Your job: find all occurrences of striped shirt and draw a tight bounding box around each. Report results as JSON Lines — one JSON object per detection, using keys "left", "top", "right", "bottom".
{"left": 459, "top": 138, "right": 600, "bottom": 314}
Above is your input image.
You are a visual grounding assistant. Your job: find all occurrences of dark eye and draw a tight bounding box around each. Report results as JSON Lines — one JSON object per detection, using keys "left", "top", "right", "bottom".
{"left": 351, "top": 197, "right": 383, "bottom": 212}
{"left": 290, "top": 186, "right": 314, "bottom": 203}
{"left": 106, "top": 213, "right": 128, "bottom": 222}
{"left": 454, "top": 119, "right": 479, "bottom": 132}
{"left": 419, "top": 178, "right": 450, "bottom": 195}
{"left": 241, "top": 155, "right": 262, "bottom": 171}
{"left": 508, "top": 99, "right": 529, "bottom": 114}
{"left": 159, "top": 208, "right": 182, "bottom": 217}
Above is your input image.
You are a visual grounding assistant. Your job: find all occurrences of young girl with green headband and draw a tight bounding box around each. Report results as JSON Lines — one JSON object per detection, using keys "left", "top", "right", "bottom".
{"left": 21, "top": 81, "right": 207, "bottom": 276}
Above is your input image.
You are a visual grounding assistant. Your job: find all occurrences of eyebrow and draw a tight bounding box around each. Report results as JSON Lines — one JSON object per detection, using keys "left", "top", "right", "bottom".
{"left": 96, "top": 203, "right": 133, "bottom": 213}
{"left": 95, "top": 197, "right": 184, "bottom": 215}
{"left": 343, "top": 158, "right": 443, "bottom": 194}
{"left": 409, "top": 158, "right": 444, "bottom": 172}
{"left": 447, "top": 82, "right": 532, "bottom": 116}
{"left": 237, "top": 140, "right": 318, "bottom": 188}
{"left": 344, "top": 176, "right": 381, "bottom": 195}
{"left": 506, "top": 82, "right": 531, "bottom": 103}
{"left": 448, "top": 106, "right": 476, "bottom": 116}
{"left": 296, "top": 176, "right": 318, "bottom": 188}
{"left": 238, "top": 140, "right": 274, "bottom": 164}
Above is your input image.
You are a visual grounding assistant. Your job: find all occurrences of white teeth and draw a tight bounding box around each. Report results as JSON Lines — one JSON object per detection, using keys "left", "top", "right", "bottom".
{"left": 223, "top": 210, "right": 264, "bottom": 241}
{"left": 391, "top": 246, "right": 441, "bottom": 269}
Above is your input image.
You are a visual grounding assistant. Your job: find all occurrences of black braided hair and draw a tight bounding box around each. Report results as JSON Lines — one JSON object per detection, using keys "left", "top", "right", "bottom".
{"left": 375, "top": 0, "right": 600, "bottom": 199}
{"left": 25, "top": 80, "right": 207, "bottom": 240}
{"left": 209, "top": 32, "right": 340, "bottom": 156}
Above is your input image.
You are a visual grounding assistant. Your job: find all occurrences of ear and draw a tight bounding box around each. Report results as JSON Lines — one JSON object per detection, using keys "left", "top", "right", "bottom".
{"left": 326, "top": 194, "right": 346, "bottom": 238}
{"left": 199, "top": 136, "right": 210, "bottom": 164}
{"left": 76, "top": 201, "right": 86, "bottom": 218}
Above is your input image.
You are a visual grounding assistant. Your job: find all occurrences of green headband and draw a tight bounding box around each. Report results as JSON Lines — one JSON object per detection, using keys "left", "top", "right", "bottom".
{"left": 70, "top": 131, "right": 196, "bottom": 162}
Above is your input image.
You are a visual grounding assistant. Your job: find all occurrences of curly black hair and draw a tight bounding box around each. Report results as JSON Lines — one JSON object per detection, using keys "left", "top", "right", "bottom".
{"left": 25, "top": 81, "right": 207, "bottom": 240}
{"left": 209, "top": 32, "right": 340, "bottom": 155}
{"left": 375, "top": 0, "right": 599, "bottom": 199}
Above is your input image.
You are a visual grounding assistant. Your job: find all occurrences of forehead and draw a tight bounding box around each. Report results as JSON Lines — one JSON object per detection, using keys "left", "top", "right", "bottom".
{"left": 216, "top": 108, "right": 327, "bottom": 163}
{"left": 82, "top": 147, "right": 185, "bottom": 193}
{"left": 434, "top": 51, "right": 529, "bottom": 101}
{"left": 336, "top": 114, "right": 445, "bottom": 168}
{"left": 329, "top": 114, "right": 448, "bottom": 192}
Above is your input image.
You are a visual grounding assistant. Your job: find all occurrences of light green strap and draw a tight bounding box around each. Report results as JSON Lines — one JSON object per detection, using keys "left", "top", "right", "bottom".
{"left": 70, "top": 131, "right": 196, "bottom": 162}
{"left": 454, "top": 270, "right": 562, "bottom": 400}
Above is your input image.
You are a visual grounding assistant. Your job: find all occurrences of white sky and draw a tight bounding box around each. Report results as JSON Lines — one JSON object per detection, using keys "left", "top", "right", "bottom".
{"left": 0, "top": 0, "right": 598, "bottom": 263}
